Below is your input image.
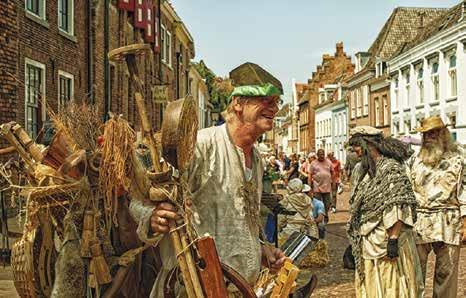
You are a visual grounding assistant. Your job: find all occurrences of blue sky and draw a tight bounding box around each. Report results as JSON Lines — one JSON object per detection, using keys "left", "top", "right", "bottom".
{"left": 173, "top": 0, "right": 459, "bottom": 102}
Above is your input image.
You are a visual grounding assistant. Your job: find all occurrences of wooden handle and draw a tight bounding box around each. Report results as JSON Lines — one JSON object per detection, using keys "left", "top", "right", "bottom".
{"left": 196, "top": 237, "right": 228, "bottom": 297}
{"left": 168, "top": 221, "right": 197, "bottom": 298}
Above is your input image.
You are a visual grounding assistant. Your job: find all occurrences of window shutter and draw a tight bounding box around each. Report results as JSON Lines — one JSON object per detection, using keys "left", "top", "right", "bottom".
{"left": 134, "top": 0, "right": 146, "bottom": 29}
{"left": 118, "top": 0, "right": 134, "bottom": 11}
{"left": 154, "top": 16, "right": 160, "bottom": 52}
{"left": 145, "top": 2, "right": 155, "bottom": 43}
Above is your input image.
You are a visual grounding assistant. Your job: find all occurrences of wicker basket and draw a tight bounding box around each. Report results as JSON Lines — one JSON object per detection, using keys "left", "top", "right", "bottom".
{"left": 11, "top": 229, "right": 38, "bottom": 298}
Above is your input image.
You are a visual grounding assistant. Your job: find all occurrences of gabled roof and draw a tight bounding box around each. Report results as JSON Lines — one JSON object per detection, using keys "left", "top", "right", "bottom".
{"left": 395, "top": 2, "right": 464, "bottom": 56}
{"left": 368, "top": 7, "right": 447, "bottom": 61}
{"left": 229, "top": 62, "right": 284, "bottom": 94}
{"left": 345, "top": 6, "right": 447, "bottom": 83}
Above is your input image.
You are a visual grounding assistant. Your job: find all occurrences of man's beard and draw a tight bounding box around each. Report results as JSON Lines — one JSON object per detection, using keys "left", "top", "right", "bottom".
{"left": 419, "top": 142, "right": 444, "bottom": 166}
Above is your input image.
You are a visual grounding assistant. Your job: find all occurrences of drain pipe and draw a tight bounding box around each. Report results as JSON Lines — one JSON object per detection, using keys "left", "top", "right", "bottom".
{"left": 87, "top": 0, "right": 93, "bottom": 104}
{"left": 103, "top": 0, "right": 110, "bottom": 120}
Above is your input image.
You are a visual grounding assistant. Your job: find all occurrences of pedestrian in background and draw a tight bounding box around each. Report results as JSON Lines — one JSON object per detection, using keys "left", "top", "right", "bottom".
{"left": 309, "top": 149, "right": 333, "bottom": 222}
{"left": 327, "top": 151, "right": 341, "bottom": 213}
{"left": 407, "top": 116, "right": 466, "bottom": 298}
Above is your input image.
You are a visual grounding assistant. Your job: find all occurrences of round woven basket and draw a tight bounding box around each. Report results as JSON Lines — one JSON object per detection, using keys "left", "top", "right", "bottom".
{"left": 11, "top": 229, "right": 38, "bottom": 298}
{"left": 161, "top": 96, "right": 198, "bottom": 172}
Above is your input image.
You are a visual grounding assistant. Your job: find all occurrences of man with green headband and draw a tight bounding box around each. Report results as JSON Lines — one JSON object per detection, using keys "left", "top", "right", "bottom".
{"left": 131, "top": 83, "right": 286, "bottom": 297}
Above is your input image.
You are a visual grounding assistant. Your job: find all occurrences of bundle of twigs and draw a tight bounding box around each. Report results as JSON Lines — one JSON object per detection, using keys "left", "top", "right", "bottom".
{"left": 49, "top": 102, "right": 101, "bottom": 152}
{"left": 98, "top": 115, "right": 135, "bottom": 228}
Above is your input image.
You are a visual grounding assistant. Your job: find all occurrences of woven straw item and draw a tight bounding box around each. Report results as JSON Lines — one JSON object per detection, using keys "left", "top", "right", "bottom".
{"left": 11, "top": 229, "right": 38, "bottom": 298}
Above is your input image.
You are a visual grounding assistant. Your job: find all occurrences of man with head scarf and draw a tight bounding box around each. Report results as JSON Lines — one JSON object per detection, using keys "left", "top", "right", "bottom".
{"left": 279, "top": 178, "right": 318, "bottom": 241}
{"left": 130, "top": 83, "right": 286, "bottom": 297}
{"left": 407, "top": 116, "right": 466, "bottom": 298}
{"left": 346, "top": 126, "right": 423, "bottom": 298}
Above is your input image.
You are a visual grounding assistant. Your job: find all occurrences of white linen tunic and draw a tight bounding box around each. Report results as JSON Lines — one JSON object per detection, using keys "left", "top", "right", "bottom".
{"left": 129, "top": 124, "right": 263, "bottom": 297}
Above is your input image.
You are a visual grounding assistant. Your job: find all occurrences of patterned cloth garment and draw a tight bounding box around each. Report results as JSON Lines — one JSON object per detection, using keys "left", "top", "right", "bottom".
{"left": 407, "top": 150, "right": 466, "bottom": 245}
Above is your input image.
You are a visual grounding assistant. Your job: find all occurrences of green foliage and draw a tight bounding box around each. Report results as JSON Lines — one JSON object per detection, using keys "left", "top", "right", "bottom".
{"left": 192, "top": 60, "right": 232, "bottom": 113}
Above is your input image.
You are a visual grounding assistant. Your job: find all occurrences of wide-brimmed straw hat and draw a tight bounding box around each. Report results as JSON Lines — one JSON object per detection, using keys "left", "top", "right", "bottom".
{"left": 415, "top": 116, "right": 449, "bottom": 133}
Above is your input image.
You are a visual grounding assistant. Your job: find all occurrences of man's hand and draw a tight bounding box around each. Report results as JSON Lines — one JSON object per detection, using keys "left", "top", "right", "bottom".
{"left": 150, "top": 201, "right": 180, "bottom": 233}
{"left": 261, "top": 245, "right": 286, "bottom": 274}
{"left": 386, "top": 238, "right": 399, "bottom": 259}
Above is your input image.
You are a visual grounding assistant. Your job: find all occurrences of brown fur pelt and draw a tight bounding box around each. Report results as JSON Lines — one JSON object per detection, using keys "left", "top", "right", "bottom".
{"left": 51, "top": 214, "right": 85, "bottom": 298}
{"left": 99, "top": 115, "right": 135, "bottom": 228}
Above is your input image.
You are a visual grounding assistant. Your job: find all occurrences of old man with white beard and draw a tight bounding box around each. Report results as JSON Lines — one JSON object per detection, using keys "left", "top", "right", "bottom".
{"left": 407, "top": 115, "right": 466, "bottom": 298}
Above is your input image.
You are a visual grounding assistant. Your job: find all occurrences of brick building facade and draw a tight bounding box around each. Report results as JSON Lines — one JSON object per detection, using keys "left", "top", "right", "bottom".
{"left": 299, "top": 42, "right": 354, "bottom": 153}
{"left": 0, "top": 0, "right": 194, "bottom": 144}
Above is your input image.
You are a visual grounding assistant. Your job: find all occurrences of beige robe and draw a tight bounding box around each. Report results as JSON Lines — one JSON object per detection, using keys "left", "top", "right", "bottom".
{"left": 355, "top": 206, "right": 424, "bottom": 298}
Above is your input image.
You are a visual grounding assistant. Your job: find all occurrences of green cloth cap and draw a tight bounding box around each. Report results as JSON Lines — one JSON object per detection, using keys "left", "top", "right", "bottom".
{"left": 230, "top": 83, "right": 281, "bottom": 99}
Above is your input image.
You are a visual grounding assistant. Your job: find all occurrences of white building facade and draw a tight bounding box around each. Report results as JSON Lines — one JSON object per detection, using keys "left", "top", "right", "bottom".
{"left": 388, "top": 14, "right": 466, "bottom": 143}
{"left": 331, "top": 101, "right": 348, "bottom": 164}
{"left": 315, "top": 85, "right": 338, "bottom": 154}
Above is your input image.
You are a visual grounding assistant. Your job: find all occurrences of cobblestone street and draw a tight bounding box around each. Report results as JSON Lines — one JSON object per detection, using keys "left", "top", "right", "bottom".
{"left": 0, "top": 185, "right": 464, "bottom": 297}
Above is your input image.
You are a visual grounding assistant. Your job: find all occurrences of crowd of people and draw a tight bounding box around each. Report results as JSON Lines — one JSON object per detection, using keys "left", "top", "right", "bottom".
{"left": 127, "top": 77, "right": 464, "bottom": 298}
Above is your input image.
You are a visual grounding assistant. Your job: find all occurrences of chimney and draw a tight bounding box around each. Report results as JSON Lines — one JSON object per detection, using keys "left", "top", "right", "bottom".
{"left": 336, "top": 42, "right": 344, "bottom": 56}
{"left": 418, "top": 11, "right": 426, "bottom": 29}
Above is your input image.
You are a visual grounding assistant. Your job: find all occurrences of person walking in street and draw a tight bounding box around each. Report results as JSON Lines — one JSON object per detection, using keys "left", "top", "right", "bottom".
{"left": 285, "top": 153, "right": 300, "bottom": 184}
{"left": 407, "top": 116, "right": 466, "bottom": 298}
{"left": 327, "top": 151, "right": 341, "bottom": 213}
{"left": 129, "top": 83, "right": 286, "bottom": 297}
{"left": 347, "top": 126, "right": 423, "bottom": 298}
{"left": 309, "top": 149, "right": 333, "bottom": 222}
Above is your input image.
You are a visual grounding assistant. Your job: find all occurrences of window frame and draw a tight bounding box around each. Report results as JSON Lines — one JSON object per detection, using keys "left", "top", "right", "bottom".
{"left": 416, "top": 66, "right": 424, "bottom": 104}
{"left": 24, "top": 58, "right": 46, "bottom": 139}
{"left": 58, "top": 0, "right": 74, "bottom": 36}
{"left": 26, "top": 0, "right": 46, "bottom": 20}
{"left": 448, "top": 54, "right": 457, "bottom": 98}
{"left": 430, "top": 61, "right": 440, "bottom": 102}
{"left": 58, "top": 70, "right": 74, "bottom": 111}
{"left": 362, "top": 86, "right": 368, "bottom": 116}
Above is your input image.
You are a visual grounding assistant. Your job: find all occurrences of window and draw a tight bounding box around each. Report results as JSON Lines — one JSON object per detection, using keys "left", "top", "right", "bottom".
{"left": 405, "top": 119, "right": 411, "bottom": 133}
{"left": 448, "top": 112, "right": 456, "bottom": 128}
{"left": 25, "top": 59, "right": 45, "bottom": 139}
{"left": 319, "top": 93, "right": 325, "bottom": 104}
{"left": 161, "top": 25, "right": 172, "bottom": 66}
{"left": 375, "top": 97, "right": 380, "bottom": 126}
{"left": 394, "top": 77, "right": 399, "bottom": 109}
{"left": 26, "top": 0, "right": 45, "bottom": 19}
{"left": 431, "top": 62, "right": 439, "bottom": 101}
{"left": 356, "top": 89, "right": 362, "bottom": 117}
{"left": 58, "top": 71, "right": 74, "bottom": 110}
{"left": 58, "top": 0, "right": 74, "bottom": 35}
{"left": 417, "top": 67, "right": 424, "bottom": 104}
{"left": 448, "top": 55, "right": 457, "bottom": 97}
{"left": 350, "top": 92, "right": 356, "bottom": 119}
{"left": 405, "top": 71, "right": 410, "bottom": 107}
{"left": 362, "top": 86, "right": 368, "bottom": 116}
{"left": 382, "top": 95, "right": 389, "bottom": 126}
